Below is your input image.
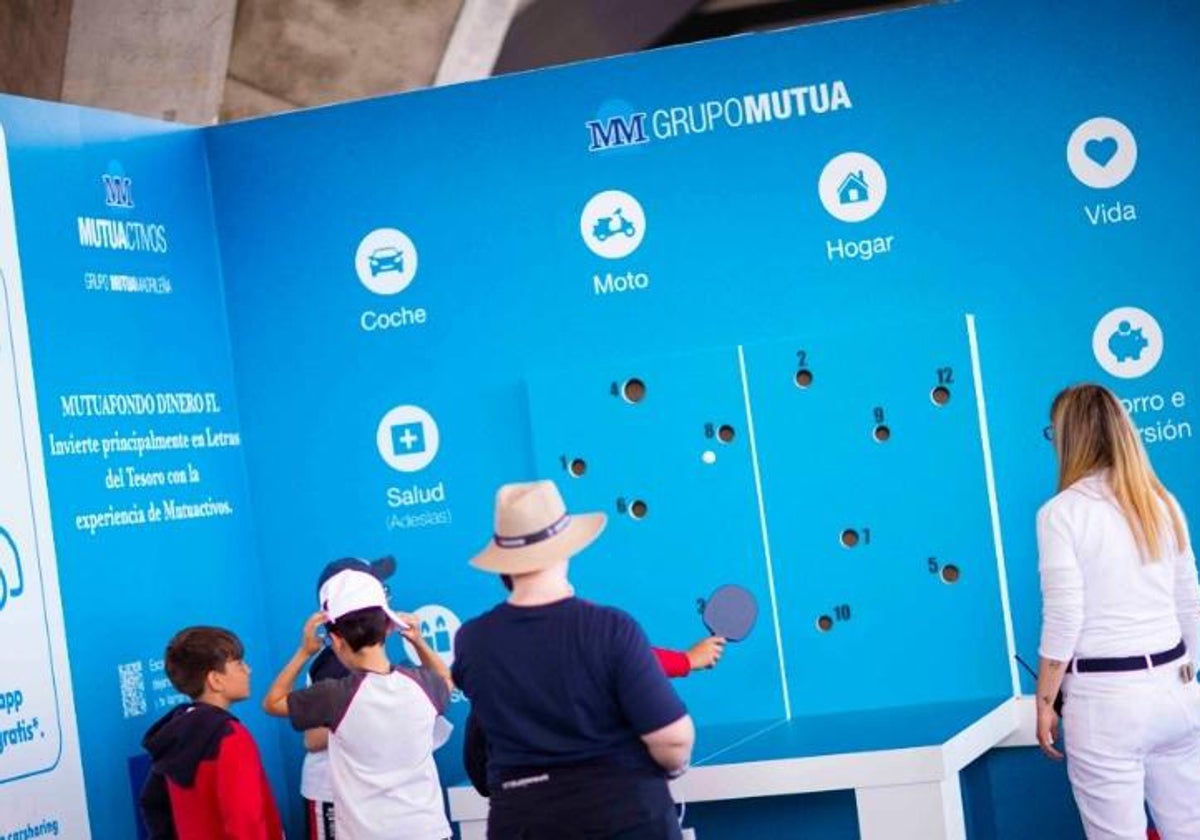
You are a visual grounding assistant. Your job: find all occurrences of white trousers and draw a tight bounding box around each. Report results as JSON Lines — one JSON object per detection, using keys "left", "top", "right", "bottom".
{"left": 1064, "top": 660, "right": 1200, "bottom": 840}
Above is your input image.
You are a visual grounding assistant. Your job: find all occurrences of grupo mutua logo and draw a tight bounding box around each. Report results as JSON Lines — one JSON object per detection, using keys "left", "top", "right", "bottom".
{"left": 586, "top": 113, "right": 650, "bottom": 151}
{"left": 586, "top": 79, "right": 852, "bottom": 152}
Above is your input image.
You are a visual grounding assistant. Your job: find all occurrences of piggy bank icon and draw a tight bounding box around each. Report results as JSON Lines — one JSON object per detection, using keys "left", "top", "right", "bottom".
{"left": 1108, "top": 320, "right": 1149, "bottom": 362}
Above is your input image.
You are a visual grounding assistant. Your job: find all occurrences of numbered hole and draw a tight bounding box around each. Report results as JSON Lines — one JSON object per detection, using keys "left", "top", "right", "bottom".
{"left": 872, "top": 424, "right": 891, "bottom": 443}
{"left": 568, "top": 458, "right": 587, "bottom": 478}
{"left": 840, "top": 528, "right": 860, "bottom": 548}
{"left": 622, "top": 378, "right": 647, "bottom": 404}
{"left": 931, "top": 385, "right": 951, "bottom": 406}
{"left": 717, "top": 424, "right": 736, "bottom": 443}
{"left": 940, "top": 564, "right": 961, "bottom": 584}
{"left": 794, "top": 368, "right": 814, "bottom": 389}
{"left": 816, "top": 615, "right": 834, "bottom": 633}
{"left": 629, "top": 499, "right": 648, "bottom": 520}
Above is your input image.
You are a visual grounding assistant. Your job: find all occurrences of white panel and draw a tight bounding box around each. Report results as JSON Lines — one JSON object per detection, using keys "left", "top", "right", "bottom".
{"left": 0, "top": 123, "right": 90, "bottom": 837}
{"left": 856, "top": 776, "right": 966, "bottom": 840}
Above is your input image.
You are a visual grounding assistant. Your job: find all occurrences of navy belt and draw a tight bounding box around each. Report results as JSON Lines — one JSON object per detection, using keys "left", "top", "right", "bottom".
{"left": 1072, "top": 640, "right": 1187, "bottom": 674}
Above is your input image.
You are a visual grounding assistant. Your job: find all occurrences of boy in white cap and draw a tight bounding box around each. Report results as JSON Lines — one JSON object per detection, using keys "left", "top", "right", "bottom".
{"left": 262, "top": 568, "right": 453, "bottom": 840}
{"left": 453, "top": 479, "right": 695, "bottom": 840}
{"left": 298, "top": 556, "right": 398, "bottom": 839}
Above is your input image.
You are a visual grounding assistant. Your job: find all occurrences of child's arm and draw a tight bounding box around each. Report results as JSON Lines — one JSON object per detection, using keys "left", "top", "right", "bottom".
{"left": 652, "top": 637, "right": 726, "bottom": 678}
{"left": 263, "top": 612, "right": 325, "bottom": 717}
{"left": 138, "top": 767, "right": 175, "bottom": 839}
{"left": 215, "top": 723, "right": 281, "bottom": 839}
{"left": 652, "top": 647, "right": 691, "bottom": 678}
{"left": 397, "top": 611, "right": 454, "bottom": 691}
{"left": 463, "top": 711, "right": 490, "bottom": 797}
{"left": 685, "top": 636, "right": 726, "bottom": 671}
{"left": 303, "top": 727, "right": 330, "bottom": 752}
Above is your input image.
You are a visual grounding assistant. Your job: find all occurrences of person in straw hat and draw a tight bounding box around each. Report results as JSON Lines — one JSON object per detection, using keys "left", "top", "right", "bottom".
{"left": 461, "top": 577, "right": 726, "bottom": 801}
{"left": 452, "top": 480, "right": 695, "bottom": 840}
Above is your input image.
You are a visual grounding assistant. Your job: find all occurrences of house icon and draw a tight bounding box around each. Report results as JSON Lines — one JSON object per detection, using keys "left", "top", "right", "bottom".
{"left": 837, "top": 171, "right": 869, "bottom": 205}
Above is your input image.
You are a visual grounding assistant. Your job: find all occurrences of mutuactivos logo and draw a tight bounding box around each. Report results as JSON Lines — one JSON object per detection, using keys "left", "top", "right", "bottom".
{"left": 78, "top": 161, "right": 169, "bottom": 253}
{"left": 586, "top": 80, "right": 852, "bottom": 151}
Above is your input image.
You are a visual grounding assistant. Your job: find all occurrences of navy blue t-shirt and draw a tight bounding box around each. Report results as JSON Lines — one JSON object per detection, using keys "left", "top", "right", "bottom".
{"left": 452, "top": 597, "right": 687, "bottom": 782}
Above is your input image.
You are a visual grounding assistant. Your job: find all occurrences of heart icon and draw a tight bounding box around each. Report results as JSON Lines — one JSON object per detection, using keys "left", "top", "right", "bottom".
{"left": 1085, "top": 136, "right": 1119, "bottom": 167}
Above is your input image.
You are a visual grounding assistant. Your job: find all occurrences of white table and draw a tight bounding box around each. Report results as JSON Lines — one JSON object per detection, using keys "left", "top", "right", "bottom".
{"left": 448, "top": 696, "right": 1022, "bottom": 840}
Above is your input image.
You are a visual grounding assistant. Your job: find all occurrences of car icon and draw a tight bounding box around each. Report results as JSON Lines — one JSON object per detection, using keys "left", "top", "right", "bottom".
{"left": 0, "top": 526, "right": 24, "bottom": 611}
{"left": 368, "top": 246, "right": 405, "bottom": 276}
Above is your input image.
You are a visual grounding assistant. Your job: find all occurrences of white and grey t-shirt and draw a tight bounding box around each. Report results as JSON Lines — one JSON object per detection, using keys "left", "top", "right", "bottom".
{"left": 289, "top": 666, "right": 451, "bottom": 840}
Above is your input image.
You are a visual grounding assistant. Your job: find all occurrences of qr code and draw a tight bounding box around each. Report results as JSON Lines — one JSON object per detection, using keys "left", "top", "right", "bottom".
{"left": 118, "top": 661, "right": 147, "bottom": 719}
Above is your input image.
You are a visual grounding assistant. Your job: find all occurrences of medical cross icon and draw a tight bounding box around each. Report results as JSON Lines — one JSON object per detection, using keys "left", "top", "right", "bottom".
{"left": 391, "top": 422, "right": 426, "bottom": 455}
{"left": 376, "top": 405, "right": 440, "bottom": 473}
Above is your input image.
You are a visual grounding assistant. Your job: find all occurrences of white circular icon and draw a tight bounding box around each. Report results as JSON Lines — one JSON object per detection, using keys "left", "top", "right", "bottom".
{"left": 1067, "top": 117, "right": 1137, "bottom": 189}
{"left": 818, "top": 152, "right": 887, "bottom": 223}
{"left": 356, "top": 228, "right": 419, "bottom": 295}
{"left": 580, "top": 190, "right": 646, "bottom": 259}
{"left": 1092, "top": 306, "right": 1162, "bottom": 379}
{"left": 401, "top": 605, "right": 461, "bottom": 667}
{"left": 376, "top": 404, "right": 440, "bottom": 472}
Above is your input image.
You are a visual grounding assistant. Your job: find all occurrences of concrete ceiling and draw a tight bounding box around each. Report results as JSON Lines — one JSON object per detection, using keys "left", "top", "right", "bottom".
{"left": 222, "top": 0, "right": 469, "bottom": 121}
{"left": 0, "top": 0, "right": 926, "bottom": 125}
{"left": 221, "top": 0, "right": 922, "bottom": 121}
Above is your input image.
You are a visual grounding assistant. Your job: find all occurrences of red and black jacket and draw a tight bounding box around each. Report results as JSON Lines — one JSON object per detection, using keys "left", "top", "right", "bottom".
{"left": 140, "top": 703, "right": 283, "bottom": 839}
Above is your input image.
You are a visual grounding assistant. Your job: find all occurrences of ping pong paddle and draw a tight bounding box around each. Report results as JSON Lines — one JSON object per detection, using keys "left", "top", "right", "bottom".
{"left": 698, "top": 584, "right": 758, "bottom": 641}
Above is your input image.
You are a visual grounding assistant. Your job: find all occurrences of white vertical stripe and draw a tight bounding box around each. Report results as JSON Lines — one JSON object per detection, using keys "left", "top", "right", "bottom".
{"left": 736, "top": 345, "right": 792, "bottom": 719}
{"left": 966, "top": 314, "right": 1021, "bottom": 696}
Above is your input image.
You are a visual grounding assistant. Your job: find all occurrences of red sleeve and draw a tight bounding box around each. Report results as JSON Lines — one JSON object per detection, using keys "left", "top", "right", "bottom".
{"left": 653, "top": 647, "right": 691, "bottom": 678}
{"left": 215, "top": 723, "right": 281, "bottom": 839}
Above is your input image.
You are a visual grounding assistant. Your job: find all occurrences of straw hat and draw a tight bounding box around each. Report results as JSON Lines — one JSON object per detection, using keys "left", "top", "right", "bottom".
{"left": 470, "top": 480, "right": 606, "bottom": 574}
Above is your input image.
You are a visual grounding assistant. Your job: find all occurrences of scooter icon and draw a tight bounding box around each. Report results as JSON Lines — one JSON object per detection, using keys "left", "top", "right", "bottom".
{"left": 591, "top": 207, "right": 637, "bottom": 241}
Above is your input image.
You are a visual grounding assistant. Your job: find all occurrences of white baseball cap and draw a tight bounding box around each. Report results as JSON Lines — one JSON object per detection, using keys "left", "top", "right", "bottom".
{"left": 318, "top": 569, "right": 409, "bottom": 629}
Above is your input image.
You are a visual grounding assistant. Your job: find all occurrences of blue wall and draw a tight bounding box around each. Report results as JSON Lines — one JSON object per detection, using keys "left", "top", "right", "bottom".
{"left": 204, "top": 0, "right": 1200, "bottom": 832}
{"left": 0, "top": 0, "right": 1197, "bottom": 836}
{"left": 0, "top": 95, "right": 286, "bottom": 839}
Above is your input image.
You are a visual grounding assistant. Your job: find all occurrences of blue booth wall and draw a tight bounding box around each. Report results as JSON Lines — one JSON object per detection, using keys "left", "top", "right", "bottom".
{"left": 204, "top": 0, "right": 1200, "bottom": 835}
{"left": 0, "top": 96, "right": 286, "bottom": 839}
{"left": 0, "top": 0, "right": 1197, "bottom": 837}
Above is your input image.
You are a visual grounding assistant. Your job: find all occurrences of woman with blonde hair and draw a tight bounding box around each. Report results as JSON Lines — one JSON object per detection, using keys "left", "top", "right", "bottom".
{"left": 1037, "top": 383, "right": 1200, "bottom": 839}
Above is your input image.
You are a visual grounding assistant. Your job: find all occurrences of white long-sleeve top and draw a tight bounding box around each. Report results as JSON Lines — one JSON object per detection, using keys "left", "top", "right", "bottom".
{"left": 1038, "top": 472, "right": 1200, "bottom": 666}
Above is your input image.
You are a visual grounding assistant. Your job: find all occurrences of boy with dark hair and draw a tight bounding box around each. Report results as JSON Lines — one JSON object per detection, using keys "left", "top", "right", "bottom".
{"left": 299, "top": 556, "right": 397, "bottom": 839}
{"left": 264, "top": 568, "right": 453, "bottom": 840}
{"left": 139, "top": 626, "right": 283, "bottom": 839}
